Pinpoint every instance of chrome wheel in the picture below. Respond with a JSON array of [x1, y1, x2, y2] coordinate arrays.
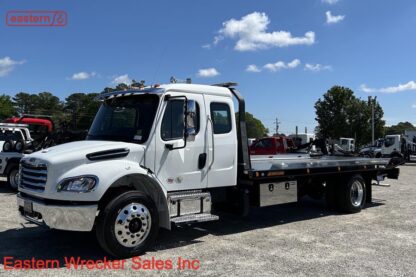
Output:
[[114, 203, 152, 248], [350, 180, 364, 207], [9, 169, 20, 189]]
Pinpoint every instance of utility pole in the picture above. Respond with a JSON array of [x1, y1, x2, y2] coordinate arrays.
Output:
[[274, 118, 281, 136], [368, 96, 376, 145]]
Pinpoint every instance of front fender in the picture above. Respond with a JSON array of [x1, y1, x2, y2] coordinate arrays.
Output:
[[39, 160, 166, 202]]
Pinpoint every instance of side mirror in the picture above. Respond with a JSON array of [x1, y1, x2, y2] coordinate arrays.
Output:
[[185, 100, 197, 142]]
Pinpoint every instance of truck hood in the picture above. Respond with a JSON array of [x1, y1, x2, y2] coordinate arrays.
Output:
[[23, 140, 146, 166]]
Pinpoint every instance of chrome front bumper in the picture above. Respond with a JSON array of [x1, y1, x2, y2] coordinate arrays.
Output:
[[17, 194, 98, 232]]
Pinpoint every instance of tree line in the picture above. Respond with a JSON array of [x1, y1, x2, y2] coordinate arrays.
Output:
[[0, 92, 101, 130], [0, 84, 413, 143]]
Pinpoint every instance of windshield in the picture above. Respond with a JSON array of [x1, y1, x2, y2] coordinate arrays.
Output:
[[87, 94, 159, 143]]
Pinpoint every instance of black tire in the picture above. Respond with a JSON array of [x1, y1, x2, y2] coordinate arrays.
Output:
[[2, 140, 14, 152], [96, 191, 159, 258], [7, 165, 19, 190], [336, 175, 366, 213], [14, 140, 25, 153]]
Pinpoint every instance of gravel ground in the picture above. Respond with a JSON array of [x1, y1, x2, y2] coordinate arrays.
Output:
[[0, 165, 415, 276]]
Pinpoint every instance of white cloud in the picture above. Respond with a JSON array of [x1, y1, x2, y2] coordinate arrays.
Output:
[[112, 74, 132, 85], [69, 71, 98, 80], [246, 64, 261, 73], [264, 59, 301, 72], [360, 81, 416, 94], [0, 56, 25, 77], [412, 104, 416, 109], [197, 68, 220, 78], [213, 12, 315, 51], [304, 63, 332, 72], [322, 0, 339, 4], [326, 11, 345, 24]]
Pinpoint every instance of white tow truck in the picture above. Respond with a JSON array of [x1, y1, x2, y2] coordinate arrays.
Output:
[[17, 82, 400, 258], [0, 123, 34, 189]]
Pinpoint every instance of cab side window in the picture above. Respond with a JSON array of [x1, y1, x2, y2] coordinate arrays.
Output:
[[161, 100, 185, 141], [210, 103, 232, 134]]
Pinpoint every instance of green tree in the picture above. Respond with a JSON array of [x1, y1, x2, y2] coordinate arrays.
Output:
[[0, 94, 16, 120], [385, 122, 416, 135], [315, 86, 385, 146], [13, 92, 39, 114], [236, 112, 269, 138], [35, 92, 63, 115], [65, 93, 100, 129]]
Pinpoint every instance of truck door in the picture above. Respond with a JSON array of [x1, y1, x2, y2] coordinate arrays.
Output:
[[154, 93, 208, 191], [204, 95, 238, 188]]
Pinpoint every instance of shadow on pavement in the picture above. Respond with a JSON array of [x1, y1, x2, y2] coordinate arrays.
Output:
[[0, 197, 385, 268], [0, 181, 17, 195]]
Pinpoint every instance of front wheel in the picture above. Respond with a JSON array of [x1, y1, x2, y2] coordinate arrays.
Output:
[[96, 191, 159, 258], [7, 166, 20, 190]]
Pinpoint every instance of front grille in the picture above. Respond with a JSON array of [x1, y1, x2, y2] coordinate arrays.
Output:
[[20, 160, 47, 191]]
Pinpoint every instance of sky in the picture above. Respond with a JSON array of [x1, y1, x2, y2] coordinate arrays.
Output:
[[1, 0, 416, 135]]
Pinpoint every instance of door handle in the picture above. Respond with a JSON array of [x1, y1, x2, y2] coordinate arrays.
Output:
[[198, 153, 207, 169]]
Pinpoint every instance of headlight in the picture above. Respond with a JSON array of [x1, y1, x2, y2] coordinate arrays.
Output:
[[57, 176, 98, 192]]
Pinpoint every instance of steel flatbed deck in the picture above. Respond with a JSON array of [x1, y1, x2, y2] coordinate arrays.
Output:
[[248, 154, 398, 181]]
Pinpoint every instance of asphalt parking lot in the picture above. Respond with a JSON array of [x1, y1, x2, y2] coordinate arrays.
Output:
[[0, 165, 415, 276]]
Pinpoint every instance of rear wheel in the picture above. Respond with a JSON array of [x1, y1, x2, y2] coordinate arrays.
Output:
[[96, 191, 159, 258], [7, 166, 19, 190], [2, 140, 14, 152], [336, 175, 366, 213]]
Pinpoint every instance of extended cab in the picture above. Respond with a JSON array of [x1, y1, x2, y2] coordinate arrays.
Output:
[[17, 83, 400, 258]]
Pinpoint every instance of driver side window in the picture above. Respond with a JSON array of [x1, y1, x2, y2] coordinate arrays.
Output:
[[161, 100, 185, 141]]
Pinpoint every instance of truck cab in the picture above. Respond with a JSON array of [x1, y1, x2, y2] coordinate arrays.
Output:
[[382, 135, 401, 157], [382, 134, 416, 161], [339, 138, 355, 152], [289, 133, 316, 147]]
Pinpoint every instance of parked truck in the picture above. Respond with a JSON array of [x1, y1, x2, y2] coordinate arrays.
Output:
[[17, 83, 400, 258], [289, 133, 316, 147], [249, 136, 296, 155], [0, 123, 34, 189], [382, 134, 416, 162]]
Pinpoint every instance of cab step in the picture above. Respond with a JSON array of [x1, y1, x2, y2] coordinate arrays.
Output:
[[168, 190, 218, 224], [171, 213, 219, 224]]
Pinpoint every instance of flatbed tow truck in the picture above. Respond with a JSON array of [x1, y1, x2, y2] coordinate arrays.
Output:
[[16, 82, 399, 258]]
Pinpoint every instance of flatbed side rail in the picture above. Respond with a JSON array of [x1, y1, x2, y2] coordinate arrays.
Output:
[[247, 164, 399, 181]]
